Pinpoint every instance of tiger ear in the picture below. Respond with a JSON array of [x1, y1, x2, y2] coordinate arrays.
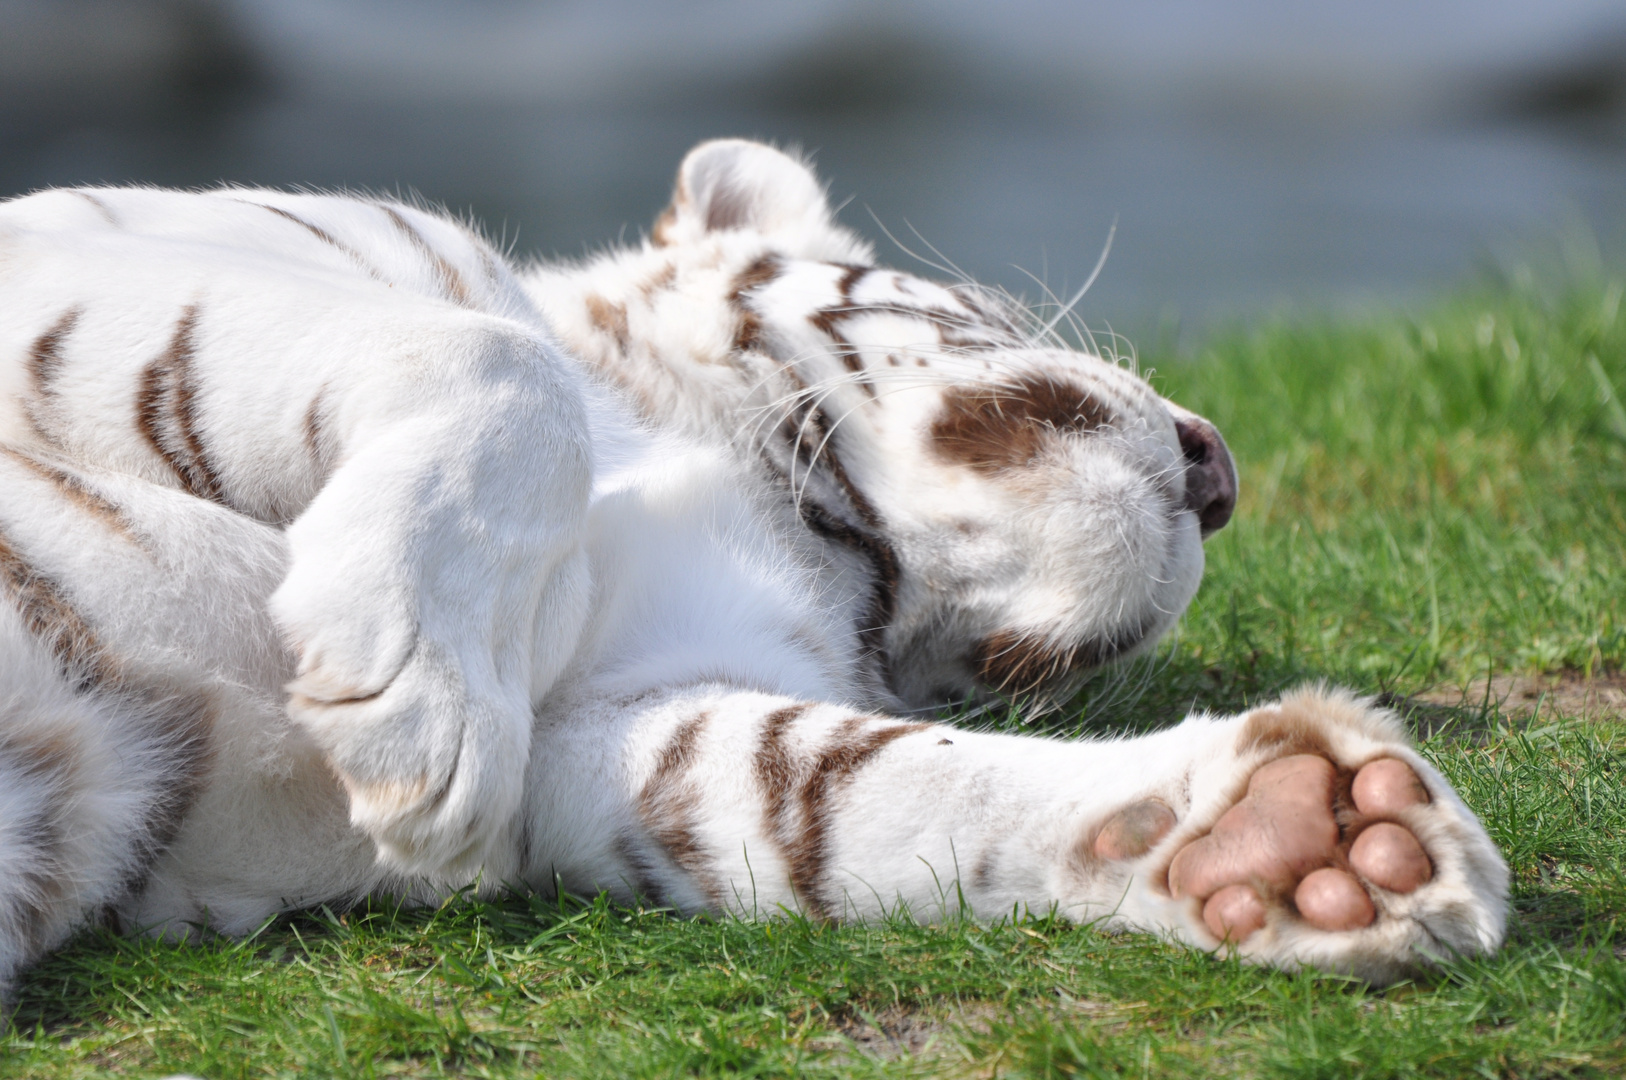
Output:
[[653, 139, 872, 261]]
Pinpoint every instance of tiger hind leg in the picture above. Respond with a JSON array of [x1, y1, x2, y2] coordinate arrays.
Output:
[[0, 639, 210, 1010]]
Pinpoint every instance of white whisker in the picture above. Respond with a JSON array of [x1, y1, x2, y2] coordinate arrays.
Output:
[[1040, 218, 1116, 342]]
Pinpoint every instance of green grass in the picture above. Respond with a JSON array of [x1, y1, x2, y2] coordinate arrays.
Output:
[[6, 270, 1626, 1077], [1162, 276, 1626, 689]]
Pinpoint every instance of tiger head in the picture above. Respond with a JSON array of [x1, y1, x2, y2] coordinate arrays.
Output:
[[532, 139, 1237, 711]]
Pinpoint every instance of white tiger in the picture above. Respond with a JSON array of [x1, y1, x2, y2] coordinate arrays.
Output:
[[0, 139, 1505, 1004]]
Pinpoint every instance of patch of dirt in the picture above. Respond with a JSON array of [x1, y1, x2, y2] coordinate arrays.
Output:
[[1413, 670, 1626, 722], [826, 1008, 955, 1058], [1381, 670, 1626, 741], [816, 1003, 1000, 1062]]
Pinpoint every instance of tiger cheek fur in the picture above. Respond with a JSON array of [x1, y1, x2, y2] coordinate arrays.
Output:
[[0, 138, 1505, 1003]]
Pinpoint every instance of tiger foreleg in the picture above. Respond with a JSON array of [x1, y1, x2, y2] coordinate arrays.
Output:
[[531, 685, 1505, 983], [264, 311, 594, 879]]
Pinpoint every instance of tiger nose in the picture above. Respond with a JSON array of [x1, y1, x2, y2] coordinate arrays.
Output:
[[1174, 416, 1238, 536]]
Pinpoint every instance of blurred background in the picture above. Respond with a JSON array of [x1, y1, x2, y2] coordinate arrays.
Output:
[[4, 0, 1626, 345]]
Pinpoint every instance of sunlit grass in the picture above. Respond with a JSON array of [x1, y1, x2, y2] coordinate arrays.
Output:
[[5, 273, 1624, 1077], [1164, 277, 1626, 689]]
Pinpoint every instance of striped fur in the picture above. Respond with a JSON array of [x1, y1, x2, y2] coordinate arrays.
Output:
[[136, 305, 226, 506], [528, 142, 1225, 706], [0, 140, 1505, 1003]]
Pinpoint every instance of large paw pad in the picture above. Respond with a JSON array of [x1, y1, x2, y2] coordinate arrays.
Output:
[[1111, 754, 1435, 943]]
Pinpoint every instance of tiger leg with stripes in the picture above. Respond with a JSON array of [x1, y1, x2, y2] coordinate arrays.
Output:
[[0, 431, 1508, 998], [0, 441, 444, 1007], [0, 190, 598, 877], [0, 645, 214, 1007], [0, 444, 285, 1004], [523, 684, 1508, 984]]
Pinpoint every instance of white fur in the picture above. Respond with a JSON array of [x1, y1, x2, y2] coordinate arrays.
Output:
[[0, 141, 1506, 1001]]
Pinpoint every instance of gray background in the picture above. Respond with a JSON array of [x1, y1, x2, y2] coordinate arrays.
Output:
[[5, 0, 1626, 345]]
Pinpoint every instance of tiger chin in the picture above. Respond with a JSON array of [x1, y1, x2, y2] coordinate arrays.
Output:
[[0, 138, 1505, 1007]]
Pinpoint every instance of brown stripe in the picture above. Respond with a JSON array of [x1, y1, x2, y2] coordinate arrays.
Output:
[[249, 202, 386, 281], [809, 420, 882, 529], [0, 447, 144, 549], [768, 397, 899, 662], [639, 262, 678, 299], [612, 830, 665, 903], [120, 688, 216, 892], [635, 711, 721, 907], [787, 718, 926, 917], [647, 710, 707, 793], [809, 265, 876, 398], [0, 525, 120, 691], [1, 689, 214, 955], [780, 266, 896, 567], [831, 264, 870, 307], [67, 189, 118, 226], [25, 307, 82, 442], [650, 206, 678, 248], [728, 254, 782, 354], [584, 294, 631, 352], [302, 388, 331, 474], [758, 454, 900, 690], [953, 287, 1026, 340], [380, 205, 474, 308], [753, 703, 811, 839], [829, 300, 1006, 344], [732, 258, 900, 689], [973, 630, 1072, 693], [807, 264, 1020, 358], [2, 733, 84, 957], [799, 495, 899, 680], [136, 306, 227, 505], [766, 366, 818, 471], [971, 626, 1143, 696], [27, 308, 80, 390], [749, 317, 885, 536], [0, 498, 213, 935]]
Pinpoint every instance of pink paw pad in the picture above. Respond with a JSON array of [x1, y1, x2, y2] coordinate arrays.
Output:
[[1095, 754, 1437, 943]]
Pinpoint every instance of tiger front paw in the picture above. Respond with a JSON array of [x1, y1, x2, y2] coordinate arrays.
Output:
[[281, 634, 531, 879], [1108, 687, 1508, 983], [271, 500, 591, 880], [1166, 754, 1434, 939]]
